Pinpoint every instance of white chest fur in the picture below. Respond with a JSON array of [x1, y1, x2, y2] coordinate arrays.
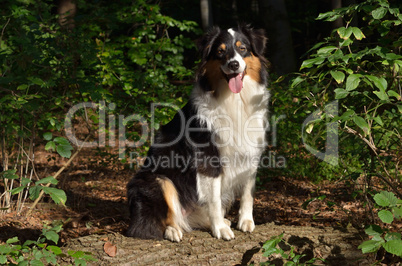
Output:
[[192, 76, 269, 176]]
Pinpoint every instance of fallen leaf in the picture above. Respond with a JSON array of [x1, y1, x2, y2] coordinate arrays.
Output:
[[104, 241, 117, 257]]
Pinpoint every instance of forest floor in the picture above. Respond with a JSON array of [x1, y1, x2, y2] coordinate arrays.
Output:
[[0, 148, 401, 265]]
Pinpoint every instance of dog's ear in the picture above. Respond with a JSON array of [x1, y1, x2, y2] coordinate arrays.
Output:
[[197, 26, 221, 59], [239, 24, 267, 56]]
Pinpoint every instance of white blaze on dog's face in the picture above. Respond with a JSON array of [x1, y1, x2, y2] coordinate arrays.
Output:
[[219, 29, 247, 93]]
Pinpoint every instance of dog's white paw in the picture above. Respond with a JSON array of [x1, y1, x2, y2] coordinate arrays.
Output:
[[164, 226, 183, 242], [211, 223, 235, 240], [237, 218, 255, 233]]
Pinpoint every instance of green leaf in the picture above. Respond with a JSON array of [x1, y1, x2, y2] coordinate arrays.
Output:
[[373, 90, 389, 101], [35, 176, 58, 185], [21, 177, 31, 186], [373, 116, 384, 126], [371, 76, 387, 91], [68, 250, 85, 258], [372, 7, 387, 20], [45, 141, 56, 152], [56, 144, 72, 158], [263, 247, 279, 257], [358, 239, 383, 254], [375, 191, 398, 206], [29, 186, 43, 200], [155, 54, 162, 61], [334, 88, 349, 99], [383, 240, 402, 256], [43, 132, 53, 141], [337, 27, 353, 40], [385, 232, 401, 241], [351, 27, 365, 40], [29, 77, 45, 86], [3, 169, 19, 180], [339, 109, 355, 122], [41, 187, 67, 205], [374, 193, 390, 206], [378, 210, 393, 224], [47, 245, 63, 255], [300, 57, 325, 70], [53, 137, 70, 145], [44, 230, 59, 245], [290, 76, 305, 88], [23, 240, 37, 246], [353, 116, 369, 133], [0, 255, 7, 264], [11, 186, 25, 195], [317, 46, 337, 54], [29, 260, 44, 266], [387, 90, 401, 100], [393, 206, 402, 219], [305, 123, 314, 134], [345, 74, 360, 91], [365, 224, 383, 237], [6, 236, 20, 244], [330, 71, 345, 84], [262, 233, 283, 251]]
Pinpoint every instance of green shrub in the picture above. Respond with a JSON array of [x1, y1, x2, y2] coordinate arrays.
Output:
[[359, 191, 402, 258], [274, 0, 401, 186], [0, 224, 96, 265], [0, 0, 199, 213], [259, 233, 323, 265]]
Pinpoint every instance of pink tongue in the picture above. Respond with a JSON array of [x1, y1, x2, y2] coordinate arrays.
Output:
[[228, 73, 243, 93]]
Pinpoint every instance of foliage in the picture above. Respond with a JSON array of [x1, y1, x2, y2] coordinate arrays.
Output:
[[0, 0, 199, 213], [259, 233, 323, 265], [358, 191, 402, 258], [273, 0, 401, 185], [0, 134, 71, 212], [0, 224, 96, 265]]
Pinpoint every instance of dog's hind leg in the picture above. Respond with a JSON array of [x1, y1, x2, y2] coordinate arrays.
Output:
[[157, 177, 191, 242], [127, 175, 191, 242]]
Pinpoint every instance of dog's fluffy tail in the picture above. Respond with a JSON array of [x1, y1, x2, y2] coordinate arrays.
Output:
[[126, 174, 190, 240]]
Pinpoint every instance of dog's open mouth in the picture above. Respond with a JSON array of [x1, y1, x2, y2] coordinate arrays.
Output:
[[226, 72, 244, 93]]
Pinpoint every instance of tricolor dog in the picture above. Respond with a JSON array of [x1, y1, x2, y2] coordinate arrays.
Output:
[[127, 24, 269, 242]]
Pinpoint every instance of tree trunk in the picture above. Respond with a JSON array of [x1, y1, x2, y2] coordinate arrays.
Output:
[[331, 0, 343, 29], [62, 223, 373, 265], [58, 0, 77, 29], [200, 0, 213, 31], [258, 0, 297, 75]]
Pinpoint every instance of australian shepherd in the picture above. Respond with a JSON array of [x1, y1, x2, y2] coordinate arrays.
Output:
[[127, 24, 269, 242]]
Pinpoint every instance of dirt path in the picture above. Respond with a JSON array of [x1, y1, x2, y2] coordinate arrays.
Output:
[[64, 223, 372, 265]]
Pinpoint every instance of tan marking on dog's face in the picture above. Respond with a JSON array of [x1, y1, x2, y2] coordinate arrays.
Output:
[[202, 59, 226, 94], [217, 43, 226, 56], [243, 53, 262, 83], [236, 41, 242, 47]]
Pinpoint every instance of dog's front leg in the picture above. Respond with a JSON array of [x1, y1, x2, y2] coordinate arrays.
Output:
[[237, 174, 256, 233], [207, 176, 235, 240]]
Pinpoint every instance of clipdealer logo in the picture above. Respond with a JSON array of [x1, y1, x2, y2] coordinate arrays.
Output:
[[63, 100, 339, 168]]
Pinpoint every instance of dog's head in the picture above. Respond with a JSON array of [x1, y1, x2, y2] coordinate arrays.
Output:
[[197, 24, 268, 93]]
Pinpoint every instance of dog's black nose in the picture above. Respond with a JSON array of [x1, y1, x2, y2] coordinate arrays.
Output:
[[228, 61, 239, 71]]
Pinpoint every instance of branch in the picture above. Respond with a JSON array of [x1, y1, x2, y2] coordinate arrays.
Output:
[[25, 134, 90, 217], [344, 125, 402, 198]]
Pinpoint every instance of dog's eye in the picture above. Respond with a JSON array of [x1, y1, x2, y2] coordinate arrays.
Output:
[[239, 46, 247, 52], [217, 48, 225, 55]]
